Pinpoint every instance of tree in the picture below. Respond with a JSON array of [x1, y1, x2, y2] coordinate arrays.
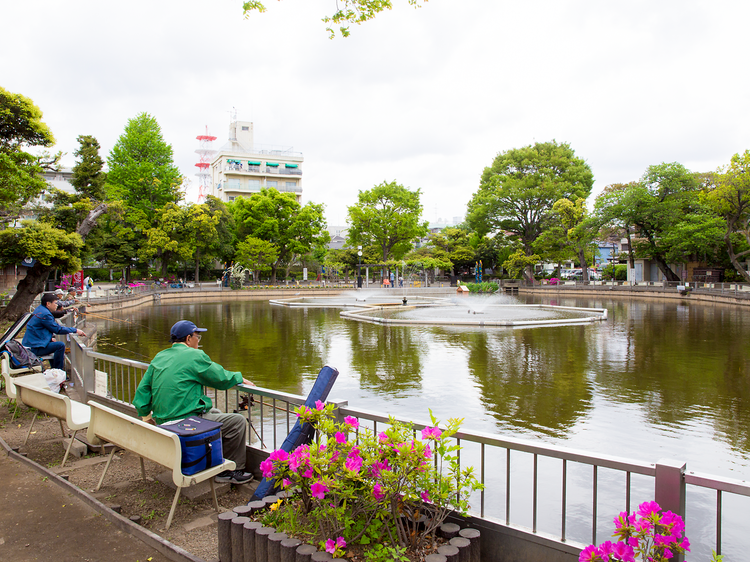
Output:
[[466, 141, 594, 281], [139, 203, 192, 276], [70, 135, 106, 201], [231, 188, 329, 282], [236, 237, 279, 283], [242, 0, 429, 38], [183, 202, 223, 283], [594, 163, 708, 282], [0, 87, 55, 225], [347, 181, 429, 262], [503, 249, 540, 279], [704, 150, 750, 282], [0, 91, 108, 322]]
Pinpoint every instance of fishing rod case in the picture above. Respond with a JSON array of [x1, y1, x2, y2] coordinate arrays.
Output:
[[160, 417, 224, 475]]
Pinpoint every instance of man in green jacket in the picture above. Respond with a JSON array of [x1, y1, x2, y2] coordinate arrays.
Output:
[[133, 320, 254, 485]]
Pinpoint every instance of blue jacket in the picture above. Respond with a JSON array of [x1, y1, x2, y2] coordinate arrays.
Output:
[[22, 305, 77, 349]]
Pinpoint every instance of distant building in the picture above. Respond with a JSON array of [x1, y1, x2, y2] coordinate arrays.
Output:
[[209, 120, 303, 203]]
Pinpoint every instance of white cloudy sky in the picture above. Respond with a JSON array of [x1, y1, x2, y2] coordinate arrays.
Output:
[[3, 0, 750, 227]]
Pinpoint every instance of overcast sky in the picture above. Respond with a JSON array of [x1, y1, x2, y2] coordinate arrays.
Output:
[[3, 1, 750, 227]]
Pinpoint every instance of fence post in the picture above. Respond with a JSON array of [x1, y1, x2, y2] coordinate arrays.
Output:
[[654, 458, 686, 518]]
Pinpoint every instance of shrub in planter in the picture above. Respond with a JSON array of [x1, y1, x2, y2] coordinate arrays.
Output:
[[260, 404, 483, 560]]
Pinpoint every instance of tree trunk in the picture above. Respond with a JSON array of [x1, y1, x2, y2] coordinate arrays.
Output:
[[653, 255, 680, 282], [0, 203, 108, 323], [726, 231, 750, 282], [578, 248, 589, 282], [523, 264, 535, 283], [194, 248, 201, 284]]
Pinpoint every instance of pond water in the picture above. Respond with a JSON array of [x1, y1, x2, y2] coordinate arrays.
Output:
[[88, 293, 750, 557]]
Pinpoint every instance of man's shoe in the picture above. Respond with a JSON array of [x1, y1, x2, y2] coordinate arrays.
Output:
[[215, 470, 254, 485]]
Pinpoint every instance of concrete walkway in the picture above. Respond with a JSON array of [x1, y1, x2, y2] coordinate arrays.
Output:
[[0, 449, 189, 562]]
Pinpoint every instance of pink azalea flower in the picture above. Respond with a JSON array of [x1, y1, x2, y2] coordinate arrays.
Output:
[[311, 481, 328, 499], [637, 500, 661, 518], [421, 426, 443, 440], [578, 545, 600, 562], [336, 537, 346, 549], [345, 455, 363, 473], [335, 431, 347, 444], [260, 459, 275, 478], [325, 539, 336, 554], [424, 444, 432, 458], [315, 400, 325, 410], [296, 406, 309, 417], [679, 537, 690, 551], [283, 478, 292, 487], [344, 416, 359, 429], [612, 542, 635, 562], [373, 482, 385, 500], [420, 490, 431, 503], [378, 432, 388, 443], [269, 449, 289, 462], [302, 467, 313, 479]]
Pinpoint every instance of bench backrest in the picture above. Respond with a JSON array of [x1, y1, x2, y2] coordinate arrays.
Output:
[[2, 365, 48, 401], [87, 401, 183, 486]]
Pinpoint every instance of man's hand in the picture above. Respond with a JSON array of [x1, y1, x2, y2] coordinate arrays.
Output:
[[76, 329, 86, 337], [242, 378, 256, 387]]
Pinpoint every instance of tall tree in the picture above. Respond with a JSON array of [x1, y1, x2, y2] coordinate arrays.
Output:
[[0, 91, 107, 321], [347, 181, 429, 262], [235, 236, 279, 283], [0, 87, 55, 225], [595, 163, 707, 282], [466, 141, 594, 281], [704, 150, 750, 282], [70, 135, 106, 201], [242, 0, 430, 38], [231, 188, 329, 282]]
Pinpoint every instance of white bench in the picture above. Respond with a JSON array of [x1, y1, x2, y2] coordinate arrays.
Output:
[[1, 354, 49, 419], [13, 378, 91, 468], [86, 401, 235, 530]]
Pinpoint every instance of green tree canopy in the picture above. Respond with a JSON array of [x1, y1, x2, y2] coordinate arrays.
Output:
[[231, 188, 329, 282], [466, 140, 594, 280], [346, 180, 429, 262], [0, 87, 56, 225], [70, 135, 106, 201], [236, 236, 279, 282]]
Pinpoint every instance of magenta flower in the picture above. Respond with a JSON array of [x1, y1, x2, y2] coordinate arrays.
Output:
[[344, 416, 359, 429], [325, 539, 336, 554], [578, 545, 600, 562], [637, 500, 661, 518], [378, 432, 388, 443], [315, 400, 325, 410], [283, 478, 292, 487], [335, 431, 347, 444], [421, 426, 443, 440], [337, 537, 346, 549], [424, 444, 432, 458], [260, 459, 275, 478], [311, 481, 328, 499], [611, 542, 634, 562], [345, 455, 363, 473], [269, 449, 289, 462], [420, 490, 432, 503], [302, 467, 313, 478], [373, 482, 385, 500], [296, 405, 310, 417]]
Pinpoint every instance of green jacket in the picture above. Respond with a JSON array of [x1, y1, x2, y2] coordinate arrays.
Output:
[[133, 343, 242, 424]]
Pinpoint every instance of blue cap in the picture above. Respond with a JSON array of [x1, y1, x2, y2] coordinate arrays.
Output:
[[170, 320, 207, 339]]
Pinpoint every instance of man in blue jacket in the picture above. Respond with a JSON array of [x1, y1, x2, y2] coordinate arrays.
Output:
[[22, 293, 86, 370]]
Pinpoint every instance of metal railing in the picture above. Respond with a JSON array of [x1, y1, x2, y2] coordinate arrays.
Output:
[[71, 342, 750, 556]]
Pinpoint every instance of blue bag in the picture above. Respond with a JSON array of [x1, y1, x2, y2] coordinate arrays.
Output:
[[160, 417, 223, 475]]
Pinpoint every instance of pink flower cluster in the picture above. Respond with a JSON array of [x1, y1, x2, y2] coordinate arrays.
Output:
[[325, 536, 346, 554], [421, 426, 443, 440], [580, 501, 690, 562]]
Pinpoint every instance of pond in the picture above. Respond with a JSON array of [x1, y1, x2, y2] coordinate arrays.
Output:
[[88, 293, 750, 557]]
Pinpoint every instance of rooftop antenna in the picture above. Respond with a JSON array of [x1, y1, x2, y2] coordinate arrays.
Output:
[[195, 125, 216, 203]]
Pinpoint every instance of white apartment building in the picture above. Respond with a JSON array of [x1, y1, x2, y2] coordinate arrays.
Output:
[[209, 120, 303, 203]]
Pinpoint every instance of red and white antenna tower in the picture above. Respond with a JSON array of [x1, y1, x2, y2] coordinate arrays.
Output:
[[195, 126, 217, 203]]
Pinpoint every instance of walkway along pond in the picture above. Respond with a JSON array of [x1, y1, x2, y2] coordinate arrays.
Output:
[[72, 285, 750, 561]]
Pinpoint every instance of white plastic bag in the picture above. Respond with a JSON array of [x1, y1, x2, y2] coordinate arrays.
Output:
[[43, 369, 67, 393]]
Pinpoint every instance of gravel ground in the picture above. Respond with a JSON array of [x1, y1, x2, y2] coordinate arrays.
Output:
[[0, 393, 259, 562]]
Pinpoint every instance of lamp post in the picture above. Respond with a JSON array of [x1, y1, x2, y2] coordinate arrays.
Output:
[[357, 246, 363, 289]]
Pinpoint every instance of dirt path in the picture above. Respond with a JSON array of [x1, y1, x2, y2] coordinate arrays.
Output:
[[0, 397, 259, 561]]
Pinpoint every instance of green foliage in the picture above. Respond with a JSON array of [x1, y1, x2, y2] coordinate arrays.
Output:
[[231, 188, 329, 282], [503, 249, 540, 279], [601, 264, 627, 281], [467, 141, 594, 258], [236, 236, 278, 281], [0, 87, 56, 225], [0, 221, 83, 272], [242, 0, 430, 38], [363, 543, 409, 562], [347, 181, 429, 262], [465, 282, 498, 293], [262, 405, 483, 554], [70, 135, 106, 201]]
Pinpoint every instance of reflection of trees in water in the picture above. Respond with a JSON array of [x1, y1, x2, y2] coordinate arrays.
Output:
[[347, 322, 425, 395], [445, 326, 594, 438], [594, 301, 750, 453]]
